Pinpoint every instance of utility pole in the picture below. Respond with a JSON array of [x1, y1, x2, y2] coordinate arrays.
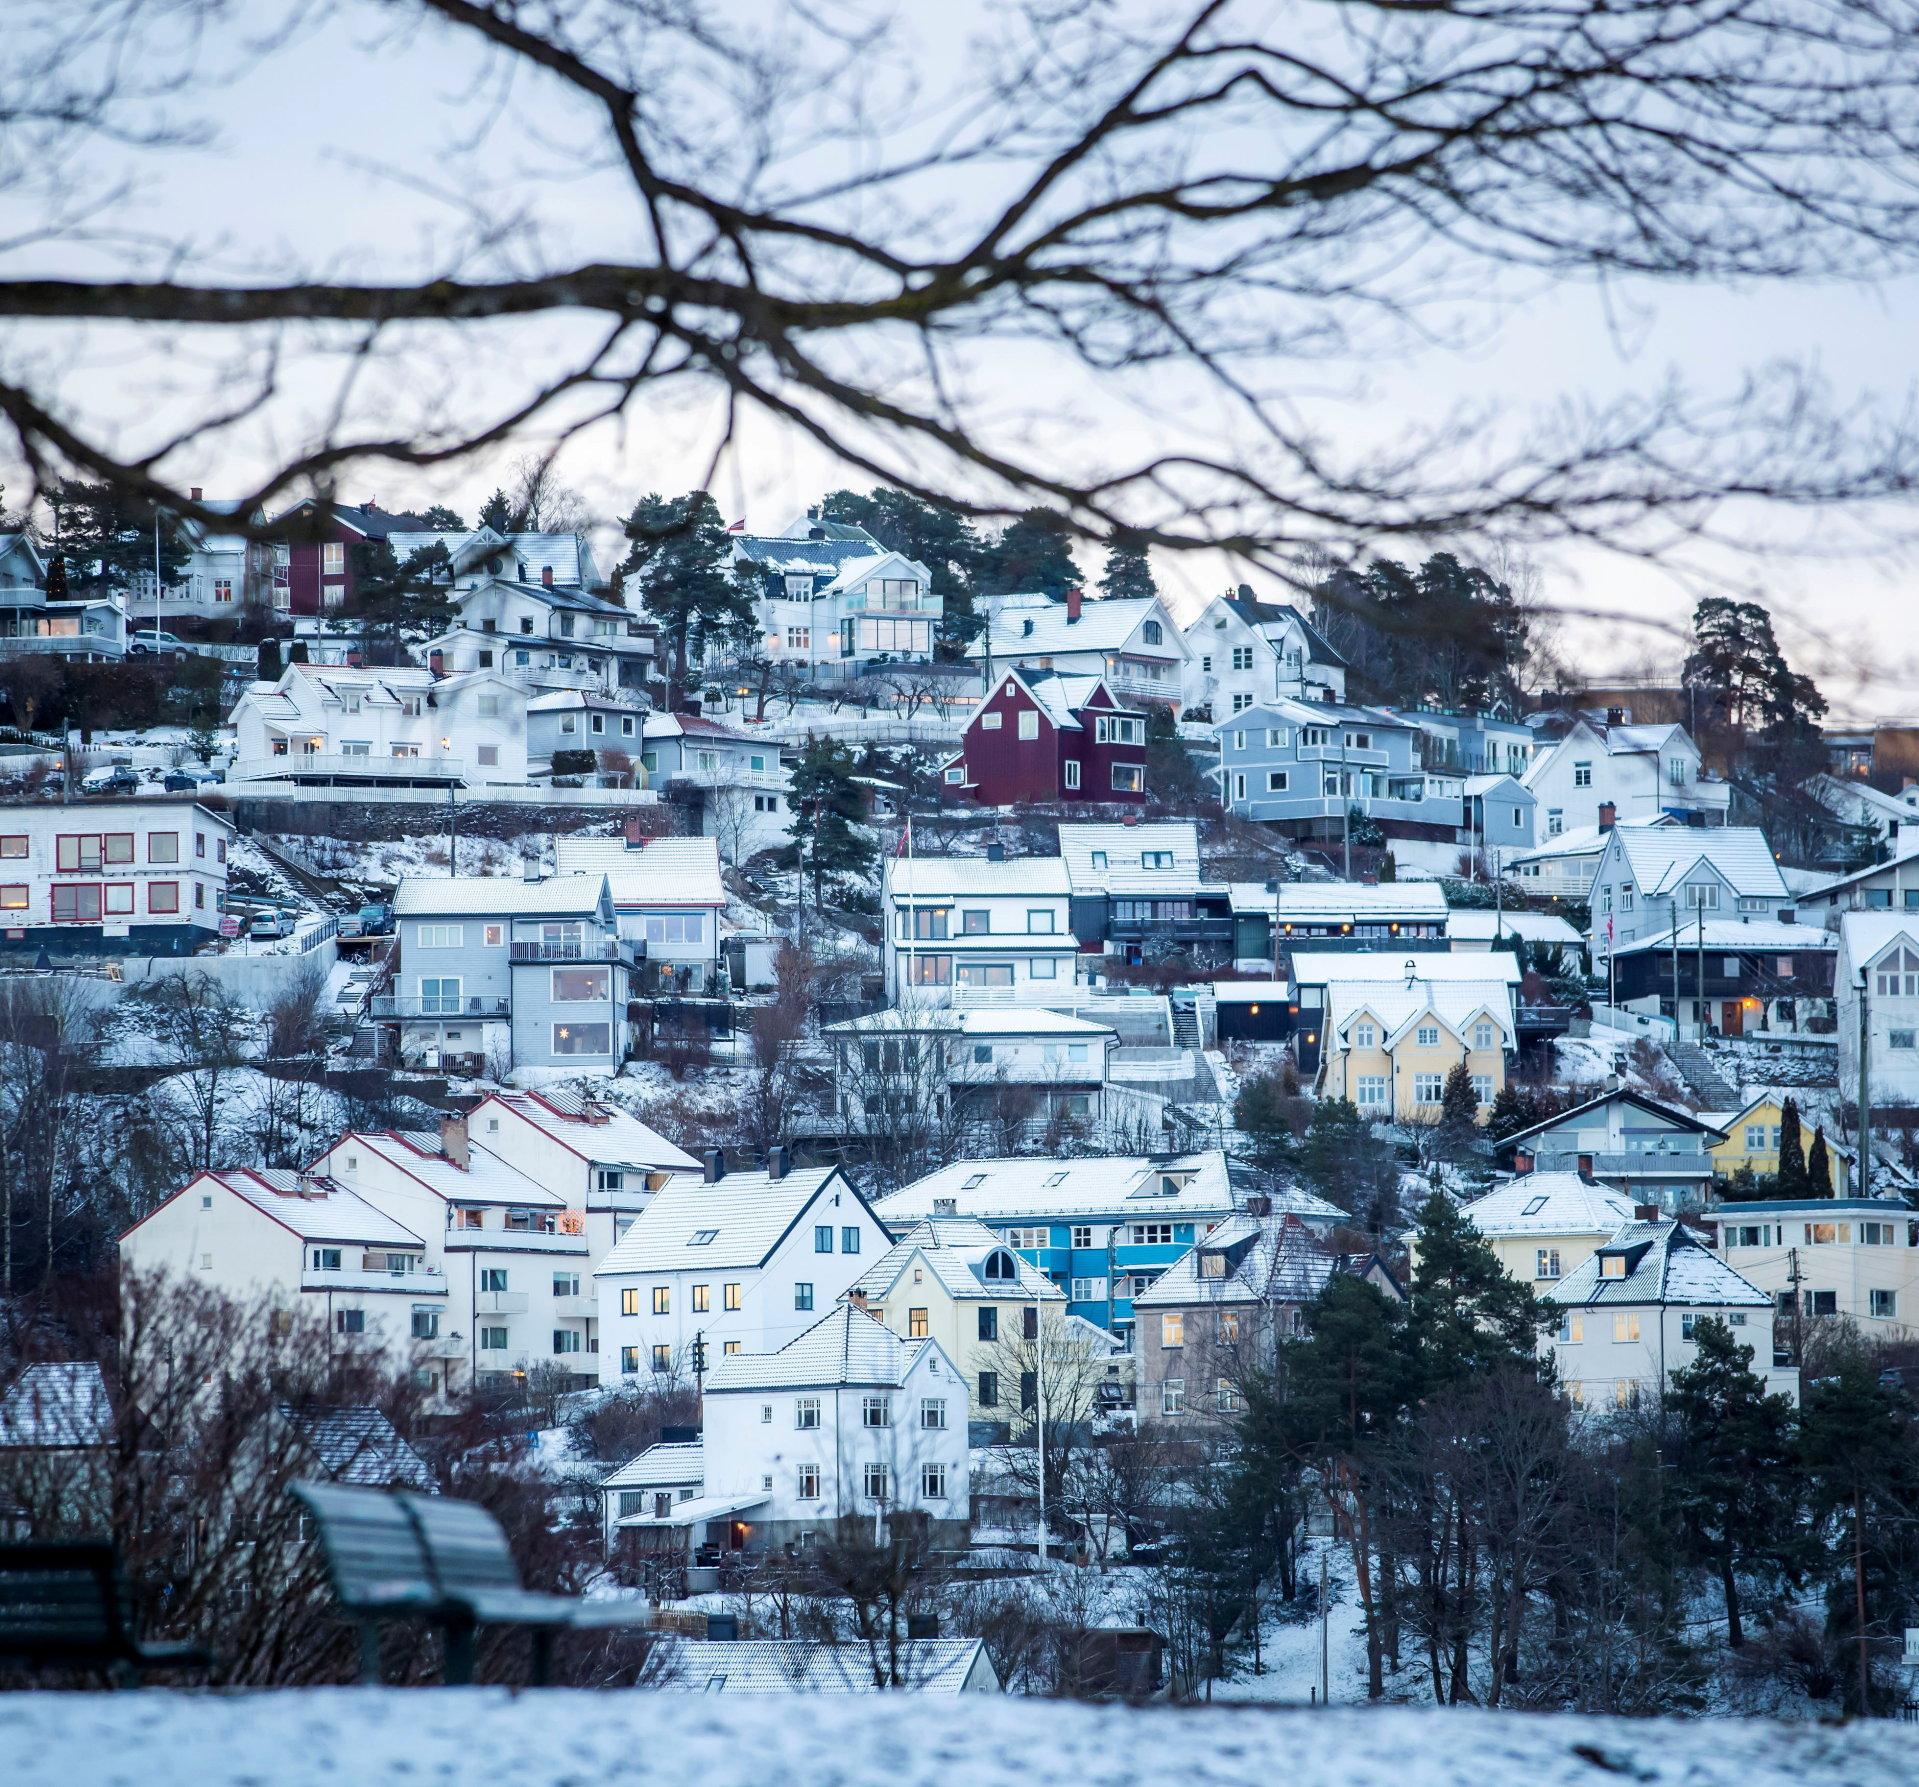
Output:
[[1340, 727, 1351, 879], [1695, 907, 1707, 1041], [153, 509, 163, 638], [1670, 897, 1682, 1035], [1786, 1246, 1803, 1365], [1034, 1279, 1048, 1565], [446, 784, 459, 877], [1319, 1544, 1330, 1706], [1856, 970, 1872, 1198]]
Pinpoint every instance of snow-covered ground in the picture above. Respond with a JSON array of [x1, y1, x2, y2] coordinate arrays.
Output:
[[4, 1687, 1908, 1787]]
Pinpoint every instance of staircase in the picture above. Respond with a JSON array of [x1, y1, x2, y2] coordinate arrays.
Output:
[[1170, 999, 1201, 1049], [1668, 1040, 1740, 1109]]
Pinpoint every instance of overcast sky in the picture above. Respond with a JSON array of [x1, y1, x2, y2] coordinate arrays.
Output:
[[7, 0, 1919, 719]]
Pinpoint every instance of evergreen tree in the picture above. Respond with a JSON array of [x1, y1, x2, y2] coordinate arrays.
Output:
[[477, 488, 513, 532], [1806, 1125, 1833, 1196], [1405, 1190, 1548, 1389], [784, 737, 874, 909], [1436, 1060, 1480, 1150], [1663, 1317, 1803, 1649], [418, 504, 465, 530], [44, 553, 69, 601], [1682, 596, 1827, 743], [975, 509, 1081, 597], [1233, 1066, 1303, 1176], [619, 489, 758, 709], [256, 637, 282, 682], [343, 539, 456, 660], [818, 486, 985, 655], [46, 475, 190, 598], [1775, 1097, 1807, 1197], [1297, 1098, 1401, 1233], [1097, 533, 1158, 601]]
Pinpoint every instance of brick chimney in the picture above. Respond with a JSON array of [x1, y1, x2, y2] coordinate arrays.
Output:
[[440, 1112, 469, 1169], [1598, 801, 1616, 832], [1633, 1203, 1661, 1222], [1513, 1147, 1534, 1175], [1065, 587, 1083, 623], [189, 486, 203, 502], [1576, 1152, 1595, 1181], [541, 565, 554, 587], [623, 816, 649, 847]]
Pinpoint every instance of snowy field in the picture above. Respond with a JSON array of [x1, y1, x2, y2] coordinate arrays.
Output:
[[2, 1688, 1907, 1787]]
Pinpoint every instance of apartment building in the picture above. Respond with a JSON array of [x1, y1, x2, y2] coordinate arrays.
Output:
[[593, 1154, 890, 1386], [378, 874, 636, 1075], [1714, 1199, 1918, 1340], [0, 798, 232, 956]]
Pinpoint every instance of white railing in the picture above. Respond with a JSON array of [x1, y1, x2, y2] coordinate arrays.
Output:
[[301, 1267, 448, 1295], [230, 752, 468, 782], [1586, 1002, 1678, 1041]]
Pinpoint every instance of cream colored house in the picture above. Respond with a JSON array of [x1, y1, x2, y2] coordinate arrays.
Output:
[[1427, 1172, 1639, 1290], [1715, 1199, 1919, 1339], [1319, 973, 1515, 1121], [848, 1218, 1122, 1421]]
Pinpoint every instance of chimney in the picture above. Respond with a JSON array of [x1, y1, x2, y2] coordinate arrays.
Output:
[[986, 841, 1005, 863], [522, 855, 541, 884], [623, 815, 649, 848], [541, 565, 554, 587], [1633, 1203, 1661, 1222], [427, 648, 444, 678], [189, 486, 203, 502], [1022, 617, 1034, 637], [932, 1197, 957, 1216], [345, 648, 363, 669], [1065, 587, 1083, 623], [1513, 1147, 1534, 1175], [1606, 706, 1626, 726], [848, 1288, 868, 1310], [1598, 801, 1616, 832], [766, 1143, 789, 1182], [906, 1613, 941, 1640], [364, 497, 379, 513], [440, 1112, 470, 1170], [1576, 1152, 1595, 1182], [703, 1148, 726, 1184], [1245, 1193, 1272, 1218]]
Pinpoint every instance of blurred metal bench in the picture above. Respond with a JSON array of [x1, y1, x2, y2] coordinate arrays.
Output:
[[0, 1541, 211, 1685], [293, 1480, 651, 1684]]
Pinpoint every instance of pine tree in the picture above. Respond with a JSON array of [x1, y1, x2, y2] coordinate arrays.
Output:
[[418, 504, 465, 530], [975, 509, 1081, 597], [619, 489, 758, 709], [1096, 534, 1157, 601], [1806, 1125, 1832, 1196], [1775, 1097, 1807, 1196], [818, 486, 985, 654], [784, 737, 873, 909], [477, 488, 513, 532], [1233, 1066, 1302, 1176], [1437, 1060, 1480, 1145], [1406, 1190, 1549, 1389], [1663, 1317, 1803, 1649]]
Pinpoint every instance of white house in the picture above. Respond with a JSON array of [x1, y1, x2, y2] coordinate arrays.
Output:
[[881, 852, 1079, 1003], [971, 590, 1187, 708], [1837, 910, 1919, 1107], [1179, 590, 1348, 719], [0, 531, 129, 663], [554, 831, 729, 995], [449, 574, 653, 692], [118, 1167, 445, 1384], [1542, 1219, 1794, 1411], [606, 1303, 970, 1558], [524, 689, 648, 769], [1444, 906, 1586, 972], [730, 513, 941, 673], [313, 1115, 596, 1393], [1794, 831, 1919, 927], [594, 1155, 891, 1386], [385, 525, 607, 594], [637, 713, 791, 862], [1587, 825, 1792, 971], [1522, 715, 1729, 835], [228, 663, 529, 787], [1715, 1199, 1919, 1339], [1503, 814, 1681, 902], [129, 493, 275, 619], [0, 798, 232, 957]]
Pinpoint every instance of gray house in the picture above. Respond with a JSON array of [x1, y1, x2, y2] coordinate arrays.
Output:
[[379, 874, 637, 1075], [1495, 1087, 1727, 1211]]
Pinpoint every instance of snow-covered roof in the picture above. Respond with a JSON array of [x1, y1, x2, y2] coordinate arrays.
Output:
[[0, 1363, 113, 1449], [601, 1439, 704, 1491], [878, 1150, 1236, 1223], [824, 1007, 1115, 1040], [1544, 1220, 1770, 1308], [1210, 979, 1289, 1003], [1609, 919, 1833, 957], [850, 1218, 1066, 1305], [974, 667, 1115, 731], [191, 1168, 428, 1247], [1058, 822, 1202, 894], [1444, 909, 1584, 947], [331, 1132, 564, 1209], [554, 835, 727, 909], [478, 1089, 700, 1172], [1326, 978, 1515, 1042], [394, 874, 611, 919], [886, 856, 1071, 897], [387, 528, 602, 589], [1610, 827, 1789, 901], [1215, 593, 1347, 668], [593, 1165, 852, 1275], [1289, 949, 1523, 986], [1270, 882, 1449, 924], [649, 1636, 993, 1694], [703, 1302, 932, 1392], [1505, 815, 1678, 865], [1130, 1214, 1344, 1310], [1458, 1173, 1638, 1239], [281, 1404, 435, 1490], [970, 595, 1179, 662], [1837, 909, 1919, 966]]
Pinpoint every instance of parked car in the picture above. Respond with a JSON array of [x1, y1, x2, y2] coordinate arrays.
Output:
[[127, 628, 188, 656], [162, 766, 223, 792], [338, 900, 393, 940], [247, 909, 295, 940], [79, 764, 140, 796]]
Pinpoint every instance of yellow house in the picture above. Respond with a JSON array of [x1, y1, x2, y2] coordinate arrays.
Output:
[[1320, 977, 1514, 1122], [1709, 1093, 1849, 1183], [848, 1218, 1119, 1420], [1409, 1171, 1640, 1289]]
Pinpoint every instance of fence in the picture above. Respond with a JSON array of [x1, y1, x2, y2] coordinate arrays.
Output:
[[1583, 1002, 1679, 1042], [223, 781, 663, 810]]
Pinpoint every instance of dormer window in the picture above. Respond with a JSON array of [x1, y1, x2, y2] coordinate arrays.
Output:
[[962, 1174, 986, 1190], [1600, 1254, 1628, 1278], [983, 1249, 1017, 1281], [1197, 1251, 1229, 1279]]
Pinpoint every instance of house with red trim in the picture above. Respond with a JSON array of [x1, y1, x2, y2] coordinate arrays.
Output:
[[269, 498, 433, 617], [942, 668, 1147, 808]]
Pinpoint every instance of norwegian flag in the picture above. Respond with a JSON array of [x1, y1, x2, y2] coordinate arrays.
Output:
[[726, 517, 745, 533], [896, 816, 913, 858], [1605, 914, 1614, 942]]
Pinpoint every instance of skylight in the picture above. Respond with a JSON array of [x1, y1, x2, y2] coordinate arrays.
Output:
[[962, 1174, 987, 1190], [1520, 1196, 1548, 1216], [1044, 1172, 1067, 1187], [689, 1229, 719, 1246]]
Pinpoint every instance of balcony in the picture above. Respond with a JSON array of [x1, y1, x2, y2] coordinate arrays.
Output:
[[663, 764, 788, 792], [0, 632, 125, 659], [414, 1333, 466, 1360], [474, 1290, 530, 1315], [553, 1294, 597, 1319], [1104, 916, 1233, 942], [445, 1228, 588, 1255], [230, 752, 468, 785], [301, 1266, 448, 1295], [1533, 1149, 1711, 1178], [509, 939, 634, 964], [371, 993, 511, 1019]]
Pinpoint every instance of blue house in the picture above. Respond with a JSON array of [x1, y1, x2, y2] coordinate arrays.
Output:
[[874, 1151, 1342, 1350]]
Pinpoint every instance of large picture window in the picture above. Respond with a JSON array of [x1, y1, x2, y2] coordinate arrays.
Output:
[[51, 884, 102, 923], [551, 966, 610, 1002], [642, 913, 703, 946], [552, 1022, 612, 1056]]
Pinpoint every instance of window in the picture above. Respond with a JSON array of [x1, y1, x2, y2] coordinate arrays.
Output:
[[1131, 1223, 1175, 1246], [920, 1462, 948, 1501], [1556, 1315, 1584, 1344], [1536, 1249, 1562, 1280], [795, 1398, 821, 1429], [905, 1306, 930, 1340], [1027, 908, 1057, 933], [411, 1307, 440, 1339], [724, 1282, 741, 1310], [1600, 1255, 1627, 1278], [862, 1395, 891, 1428], [480, 1326, 510, 1351], [1063, 759, 1081, 790], [980, 711, 1002, 730], [1355, 1075, 1389, 1110], [794, 1283, 813, 1311], [920, 1397, 946, 1429], [553, 1329, 582, 1354], [1744, 1124, 1769, 1151], [814, 1224, 834, 1253], [1547, 809, 1563, 836], [651, 1344, 672, 1372], [1160, 1312, 1184, 1349], [1685, 883, 1720, 910], [552, 1022, 612, 1055], [482, 923, 504, 947], [1017, 710, 1039, 740], [1266, 770, 1290, 793], [1471, 1074, 1493, 1105], [336, 1309, 366, 1335], [1890, 1029, 1916, 1051], [1876, 946, 1919, 997], [480, 1268, 509, 1293], [1415, 1025, 1440, 1047], [1472, 1022, 1495, 1050], [641, 912, 704, 946], [962, 909, 990, 934], [553, 1272, 580, 1298], [978, 1306, 998, 1342], [796, 1463, 821, 1499], [1871, 1289, 1898, 1320], [691, 1284, 709, 1312], [1229, 644, 1254, 671], [1071, 1226, 1094, 1249], [1612, 1313, 1642, 1343], [620, 1288, 640, 1317], [863, 1463, 891, 1500], [0, 884, 26, 911], [0, 836, 22, 858], [322, 543, 346, 576], [416, 923, 464, 948], [620, 1346, 640, 1375], [1412, 1073, 1445, 1104], [1573, 761, 1592, 788], [1111, 763, 1144, 794], [1217, 1379, 1241, 1413], [1161, 1378, 1185, 1415], [1142, 620, 1164, 645], [651, 1286, 670, 1314]]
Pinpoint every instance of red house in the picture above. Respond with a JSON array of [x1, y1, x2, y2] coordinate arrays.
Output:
[[271, 499, 431, 617], [943, 668, 1147, 806]]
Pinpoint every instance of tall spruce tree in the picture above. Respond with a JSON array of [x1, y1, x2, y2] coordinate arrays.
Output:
[[784, 737, 874, 909], [1775, 1097, 1808, 1196], [1663, 1317, 1803, 1649], [1097, 534, 1158, 601], [1806, 1125, 1833, 1196], [477, 488, 513, 532], [1406, 1190, 1549, 1389], [976, 509, 1081, 597], [1436, 1061, 1481, 1153], [619, 489, 757, 709]]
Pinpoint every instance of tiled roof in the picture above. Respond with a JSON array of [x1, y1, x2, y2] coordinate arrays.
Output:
[[1058, 821, 1202, 894], [824, 1007, 1114, 1039], [1611, 827, 1789, 900], [886, 855, 1071, 897], [394, 874, 611, 918], [1325, 979, 1515, 1042], [878, 1150, 1236, 1223], [0, 1363, 113, 1449], [1610, 919, 1833, 956], [481, 1089, 700, 1171], [648, 1636, 990, 1693], [702, 1303, 931, 1392], [1457, 1173, 1637, 1238], [971, 596, 1178, 661], [1289, 949, 1522, 986], [850, 1218, 1066, 1304], [1506, 816, 1678, 864], [1130, 1214, 1342, 1309], [332, 1132, 564, 1208], [593, 1166, 848, 1274], [210, 1168, 428, 1246], [281, 1404, 436, 1490], [1444, 909, 1584, 946], [1216, 595, 1348, 668], [1271, 882, 1449, 923], [1545, 1220, 1770, 1308], [600, 1440, 704, 1491], [554, 836, 726, 908]]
